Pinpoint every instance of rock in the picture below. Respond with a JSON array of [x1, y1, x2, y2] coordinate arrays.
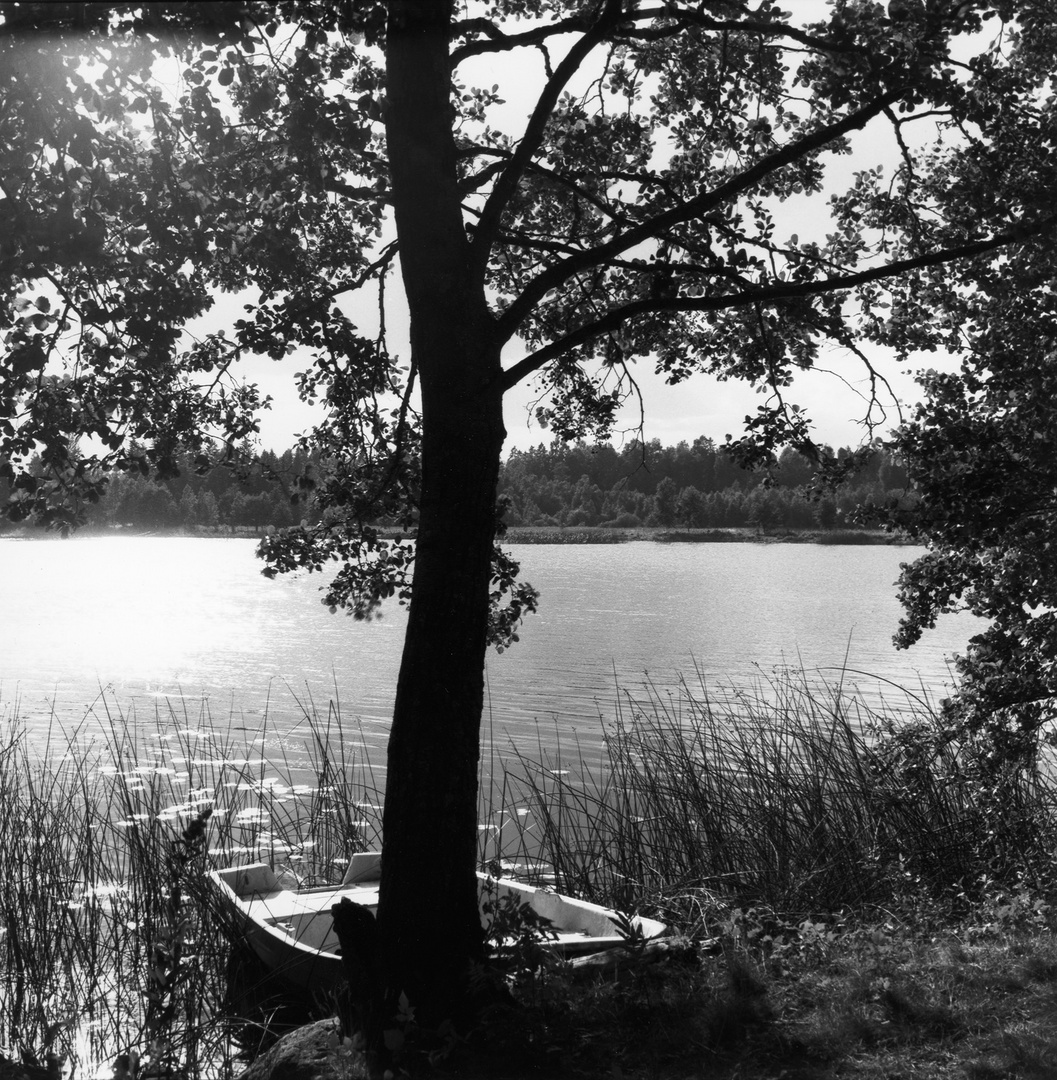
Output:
[[0, 1055, 55, 1080], [235, 1019, 369, 1080]]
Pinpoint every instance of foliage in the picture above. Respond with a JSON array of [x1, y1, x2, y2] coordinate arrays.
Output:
[[0, 443, 306, 532], [2, 0, 1053, 606], [0, 435, 909, 535], [850, 4, 1057, 776], [885, 346, 1057, 775], [6, 0, 1057, 1038], [500, 437, 907, 530], [0, 3, 268, 531], [479, 877, 560, 985]]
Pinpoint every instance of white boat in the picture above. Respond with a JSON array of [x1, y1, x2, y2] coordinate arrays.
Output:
[[209, 853, 666, 991]]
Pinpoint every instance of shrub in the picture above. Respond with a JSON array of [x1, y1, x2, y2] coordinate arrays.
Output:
[[600, 511, 641, 528]]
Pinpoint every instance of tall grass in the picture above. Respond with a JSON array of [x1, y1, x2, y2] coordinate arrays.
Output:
[[491, 668, 1057, 928], [0, 692, 384, 1080], [3, 668, 1055, 1078]]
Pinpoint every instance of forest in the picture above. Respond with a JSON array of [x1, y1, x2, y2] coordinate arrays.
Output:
[[0, 435, 910, 535]]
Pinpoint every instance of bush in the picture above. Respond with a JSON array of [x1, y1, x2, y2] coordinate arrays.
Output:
[[600, 511, 642, 528]]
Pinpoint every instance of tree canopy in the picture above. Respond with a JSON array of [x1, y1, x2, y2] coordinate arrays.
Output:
[[5, 1, 1055, 539], [0, 435, 909, 533], [886, 259, 1057, 768], [4, 0, 1057, 1064]]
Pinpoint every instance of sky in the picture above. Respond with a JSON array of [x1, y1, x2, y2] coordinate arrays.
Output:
[[211, 0, 953, 458], [231, 282, 928, 458]]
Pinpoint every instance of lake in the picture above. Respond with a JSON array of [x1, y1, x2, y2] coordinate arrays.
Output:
[[1, 536, 973, 774]]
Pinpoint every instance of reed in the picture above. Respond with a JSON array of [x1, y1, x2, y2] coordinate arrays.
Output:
[[2, 667, 1055, 1078], [491, 667, 1057, 929], [0, 691, 384, 1080]]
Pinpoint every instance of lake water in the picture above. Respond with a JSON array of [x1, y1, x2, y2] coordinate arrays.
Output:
[[1, 536, 973, 773]]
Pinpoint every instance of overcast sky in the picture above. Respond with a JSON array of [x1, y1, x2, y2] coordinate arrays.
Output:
[[234, 322, 924, 456]]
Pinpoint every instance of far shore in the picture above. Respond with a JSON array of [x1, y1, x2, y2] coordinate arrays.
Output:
[[0, 523, 910, 545], [504, 525, 910, 545]]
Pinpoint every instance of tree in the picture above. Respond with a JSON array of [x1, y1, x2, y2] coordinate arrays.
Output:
[[178, 484, 198, 527], [814, 495, 839, 531], [775, 446, 815, 488], [195, 489, 220, 529], [4, 0, 1057, 1061], [115, 476, 180, 529], [856, 4, 1057, 779], [651, 475, 679, 527], [676, 484, 707, 529], [745, 485, 780, 533], [886, 306, 1057, 771]]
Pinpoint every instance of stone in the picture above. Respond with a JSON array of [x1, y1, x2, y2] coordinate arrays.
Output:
[[235, 1019, 369, 1080], [0, 1055, 55, 1080]]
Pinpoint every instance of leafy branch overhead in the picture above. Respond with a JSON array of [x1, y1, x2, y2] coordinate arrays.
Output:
[[883, 239, 1057, 762]]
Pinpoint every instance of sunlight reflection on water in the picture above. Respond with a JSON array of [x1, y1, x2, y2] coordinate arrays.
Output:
[[1, 535, 975, 775]]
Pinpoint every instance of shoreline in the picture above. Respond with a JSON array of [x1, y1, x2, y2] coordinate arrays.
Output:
[[505, 525, 909, 545], [0, 523, 910, 545]]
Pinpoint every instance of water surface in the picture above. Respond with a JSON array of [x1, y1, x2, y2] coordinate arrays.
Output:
[[1, 536, 973, 765]]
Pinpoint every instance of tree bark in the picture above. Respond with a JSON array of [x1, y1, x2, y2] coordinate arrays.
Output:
[[374, 0, 503, 1046]]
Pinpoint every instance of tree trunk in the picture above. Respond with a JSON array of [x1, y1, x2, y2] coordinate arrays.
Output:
[[372, 0, 503, 1049]]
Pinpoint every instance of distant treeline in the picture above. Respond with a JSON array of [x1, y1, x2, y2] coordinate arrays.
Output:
[[0, 445, 311, 534], [499, 437, 910, 530], [0, 437, 911, 534]]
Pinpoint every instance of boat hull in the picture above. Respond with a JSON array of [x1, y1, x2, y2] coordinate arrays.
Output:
[[209, 858, 665, 992]]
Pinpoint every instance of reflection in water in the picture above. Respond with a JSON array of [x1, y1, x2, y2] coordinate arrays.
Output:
[[0, 536, 974, 773]]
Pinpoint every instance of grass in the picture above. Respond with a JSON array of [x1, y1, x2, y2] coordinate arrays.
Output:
[[460, 916, 1057, 1079], [0, 692, 384, 1080], [502, 525, 900, 544], [3, 671, 1057, 1079], [656, 527, 899, 545], [493, 667, 1039, 916], [503, 525, 646, 543]]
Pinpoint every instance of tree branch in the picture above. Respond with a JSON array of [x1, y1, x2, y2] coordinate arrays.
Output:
[[614, 6, 851, 54], [470, 0, 624, 277], [497, 215, 1057, 392], [450, 4, 851, 65], [461, 144, 633, 230], [325, 176, 390, 202], [459, 140, 679, 202], [495, 88, 905, 346], [450, 13, 592, 65]]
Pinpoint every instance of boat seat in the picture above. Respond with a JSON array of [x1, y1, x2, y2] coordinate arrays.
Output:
[[246, 885, 380, 924]]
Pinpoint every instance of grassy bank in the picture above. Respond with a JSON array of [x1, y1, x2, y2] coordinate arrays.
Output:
[[2, 675, 1056, 1079], [505, 525, 903, 544], [1, 525, 906, 545]]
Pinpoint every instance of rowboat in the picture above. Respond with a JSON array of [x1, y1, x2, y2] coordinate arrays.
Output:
[[209, 853, 666, 991]]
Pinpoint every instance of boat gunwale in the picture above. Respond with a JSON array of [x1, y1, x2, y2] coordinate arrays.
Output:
[[209, 861, 667, 987]]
